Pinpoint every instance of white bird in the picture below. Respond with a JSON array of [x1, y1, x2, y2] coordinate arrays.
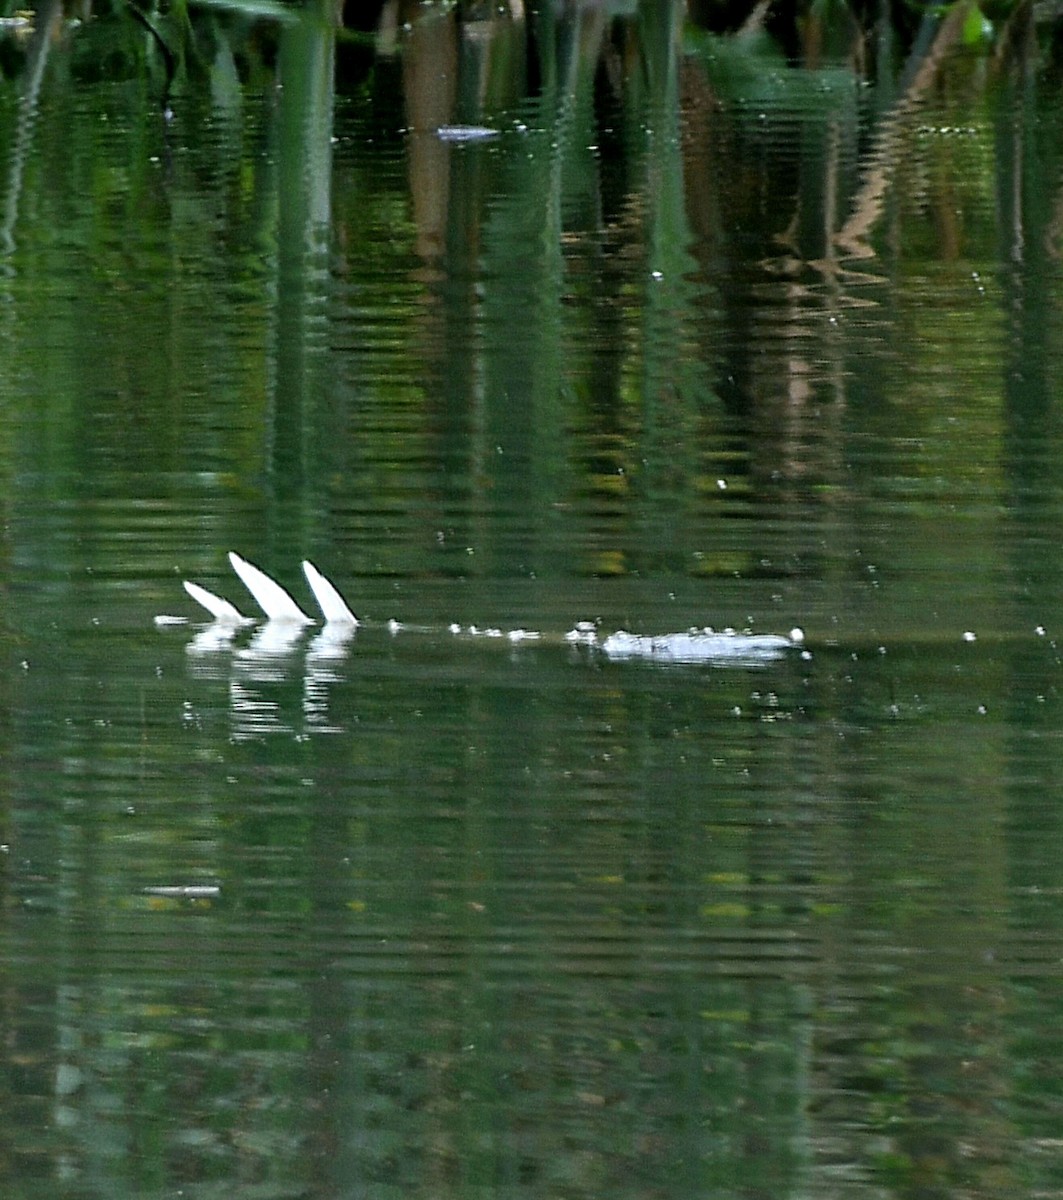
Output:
[[183, 553, 358, 628]]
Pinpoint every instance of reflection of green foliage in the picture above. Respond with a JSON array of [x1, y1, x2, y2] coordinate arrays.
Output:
[[686, 24, 855, 117], [68, 8, 164, 87]]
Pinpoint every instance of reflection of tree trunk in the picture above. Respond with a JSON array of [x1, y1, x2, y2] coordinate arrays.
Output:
[[799, 0, 862, 70], [400, 3, 527, 262], [836, 0, 972, 254], [302, 784, 358, 1194], [271, 0, 337, 531], [797, 712, 1019, 1196], [997, 26, 1063, 1116], [402, 4, 458, 260], [0, 0, 64, 256]]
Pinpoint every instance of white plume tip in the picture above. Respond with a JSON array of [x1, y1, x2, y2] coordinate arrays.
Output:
[[228, 552, 313, 624], [302, 560, 359, 626]]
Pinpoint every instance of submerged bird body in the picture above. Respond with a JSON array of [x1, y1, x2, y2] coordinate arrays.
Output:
[[168, 555, 801, 665]]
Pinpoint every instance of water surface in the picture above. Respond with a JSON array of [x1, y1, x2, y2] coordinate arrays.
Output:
[[1, 5, 1063, 1198]]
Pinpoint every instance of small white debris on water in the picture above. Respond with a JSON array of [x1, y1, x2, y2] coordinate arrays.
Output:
[[388, 619, 402, 635], [1036, 626, 1046, 636], [448, 623, 461, 634], [963, 631, 976, 642], [143, 885, 221, 899], [154, 614, 189, 627], [507, 629, 541, 643], [717, 479, 727, 490], [435, 124, 500, 142], [790, 628, 805, 644]]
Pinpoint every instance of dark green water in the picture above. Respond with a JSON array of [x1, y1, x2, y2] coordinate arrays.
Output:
[[2, 4, 1063, 1198]]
